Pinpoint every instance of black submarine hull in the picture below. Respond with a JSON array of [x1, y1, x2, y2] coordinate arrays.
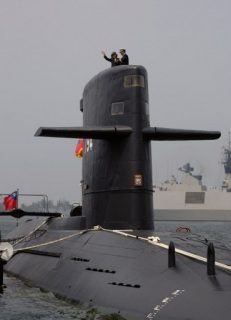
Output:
[[4, 217, 231, 319], [3, 65, 229, 319]]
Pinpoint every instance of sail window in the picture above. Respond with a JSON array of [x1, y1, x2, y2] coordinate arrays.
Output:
[[124, 75, 145, 88], [111, 102, 124, 115]]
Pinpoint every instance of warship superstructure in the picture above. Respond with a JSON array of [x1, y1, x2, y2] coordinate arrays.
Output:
[[2, 66, 231, 319], [154, 140, 231, 221], [222, 135, 231, 191]]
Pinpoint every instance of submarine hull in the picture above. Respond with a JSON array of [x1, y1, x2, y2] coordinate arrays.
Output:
[[4, 217, 231, 319], [3, 65, 228, 318]]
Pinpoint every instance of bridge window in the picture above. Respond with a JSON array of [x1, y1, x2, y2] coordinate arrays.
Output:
[[111, 102, 124, 115], [124, 75, 145, 88], [185, 192, 205, 204]]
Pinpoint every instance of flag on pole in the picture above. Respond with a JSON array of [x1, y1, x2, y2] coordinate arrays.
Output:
[[75, 139, 84, 158], [3, 191, 18, 210]]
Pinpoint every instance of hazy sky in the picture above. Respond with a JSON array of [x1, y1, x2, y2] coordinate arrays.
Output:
[[0, 0, 230, 204]]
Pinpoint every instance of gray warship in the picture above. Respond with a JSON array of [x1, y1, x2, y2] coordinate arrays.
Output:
[[154, 139, 231, 221], [2, 65, 231, 319]]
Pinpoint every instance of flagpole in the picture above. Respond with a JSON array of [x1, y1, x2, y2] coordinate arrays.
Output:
[[16, 188, 19, 209], [16, 189, 19, 227]]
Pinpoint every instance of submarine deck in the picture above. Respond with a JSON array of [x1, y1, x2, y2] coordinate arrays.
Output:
[[4, 217, 231, 319]]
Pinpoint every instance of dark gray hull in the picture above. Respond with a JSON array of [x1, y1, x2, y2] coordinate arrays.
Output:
[[4, 216, 231, 319], [4, 65, 226, 318]]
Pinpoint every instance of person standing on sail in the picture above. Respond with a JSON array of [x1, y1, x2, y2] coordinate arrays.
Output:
[[119, 49, 129, 65], [101, 51, 121, 67]]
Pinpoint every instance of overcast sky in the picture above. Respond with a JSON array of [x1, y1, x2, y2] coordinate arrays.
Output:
[[0, 0, 230, 204]]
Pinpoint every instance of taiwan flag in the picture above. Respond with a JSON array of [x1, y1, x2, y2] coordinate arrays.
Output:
[[3, 191, 18, 210], [75, 139, 84, 158]]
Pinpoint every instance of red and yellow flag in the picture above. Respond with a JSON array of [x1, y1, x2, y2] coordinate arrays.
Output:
[[75, 139, 84, 158]]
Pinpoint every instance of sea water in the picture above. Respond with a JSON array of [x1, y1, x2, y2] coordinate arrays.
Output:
[[0, 217, 231, 319], [0, 275, 99, 320]]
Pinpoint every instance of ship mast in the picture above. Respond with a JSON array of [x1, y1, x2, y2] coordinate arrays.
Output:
[[222, 132, 231, 191]]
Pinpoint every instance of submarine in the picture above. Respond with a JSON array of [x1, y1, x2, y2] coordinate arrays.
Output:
[[3, 65, 231, 319]]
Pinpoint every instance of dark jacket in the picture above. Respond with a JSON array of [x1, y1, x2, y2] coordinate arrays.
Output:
[[104, 55, 121, 67], [121, 54, 129, 65]]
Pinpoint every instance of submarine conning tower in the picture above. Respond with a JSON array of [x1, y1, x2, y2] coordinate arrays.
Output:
[[82, 66, 153, 229], [35, 65, 221, 230]]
